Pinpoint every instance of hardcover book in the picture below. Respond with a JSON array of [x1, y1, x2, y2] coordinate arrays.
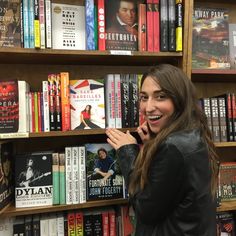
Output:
[[229, 23, 236, 69], [85, 143, 126, 201], [217, 211, 235, 236], [0, 80, 30, 134], [70, 79, 105, 130], [0, 142, 13, 211], [105, 0, 139, 51], [192, 7, 230, 69], [15, 151, 53, 208], [51, 3, 86, 50], [0, 0, 21, 47]]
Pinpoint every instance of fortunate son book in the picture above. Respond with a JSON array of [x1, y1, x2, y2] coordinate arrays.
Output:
[[85, 143, 126, 201]]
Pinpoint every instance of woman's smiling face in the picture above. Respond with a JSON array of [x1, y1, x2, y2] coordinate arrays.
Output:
[[139, 76, 175, 134]]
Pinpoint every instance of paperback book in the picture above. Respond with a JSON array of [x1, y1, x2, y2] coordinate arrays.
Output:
[[15, 151, 53, 208], [192, 7, 230, 69], [70, 79, 105, 130], [85, 143, 126, 201]]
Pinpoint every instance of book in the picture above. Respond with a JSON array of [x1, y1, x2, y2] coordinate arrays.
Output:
[[217, 211, 235, 235], [39, 0, 45, 49], [34, 0, 40, 48], [59, 152, 66, 205], [51, 3, 86, 50], [85, 143, 126, 201], [72, 146, 80, 204], [70, 79, 105, 130], [15, 151, 53, 208], [229, 23, 236, 69], [32, 214, 40, 236], [78, 146, 86, 204], [160, 0, 168, 51], [0, 0, 21, 47], [45, 0, 52, 48], [219, 162, 236, 202], [0, 142, 13, 211], [153, 0, 160, 52], [24, 215, 32, 235], [192, 7, 230, 69], [67, 212, 76, 236], [0, 80, 30, 134], [75, 211, 83, 236], [65, 147, 73, 205], [138, 3, 146, 52], [13, 216, 25, 236], [40, 214, 49, 236], [168, 0, 176, 51], [105, 0, 138, 51], [52, 152, 60, 205], [175, 0, 183, 51], [97, 0, 105, 50], [0, 217, 14, 236], [146, 0, 153, 52], [85, 0, 95, 50]]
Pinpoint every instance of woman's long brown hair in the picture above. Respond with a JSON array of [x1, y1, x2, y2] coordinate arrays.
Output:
[[128, 64, 219, 198]]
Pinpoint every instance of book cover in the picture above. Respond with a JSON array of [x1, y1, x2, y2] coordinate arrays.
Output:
[[15, 151, 53, 208], [219, 162, 236, 202], [105, 0, 138, 51], [85, 143, 125, 201], [0, 142, 13, 211], [217, 211, 235, 236], [192, 7, 230, 69], [0, 0, 21, 47], [51, 3, 86, 50], [85, 0, 95, 50], [176, 0, 183, 51], [70, 79, 105, 130]]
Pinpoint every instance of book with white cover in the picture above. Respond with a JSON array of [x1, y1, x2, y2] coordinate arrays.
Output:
[[52, 3, 86, 50]]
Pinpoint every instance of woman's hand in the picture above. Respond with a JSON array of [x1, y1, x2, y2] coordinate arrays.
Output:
[[106, 128, 137, 150], [137, 121, 151, 143]]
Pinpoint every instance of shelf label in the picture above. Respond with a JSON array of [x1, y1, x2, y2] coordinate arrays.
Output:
[[0, 132, 29, 139], [110, 50, 132, 56]]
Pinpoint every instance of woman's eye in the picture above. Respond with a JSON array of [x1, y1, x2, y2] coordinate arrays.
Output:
[[139, 95, 148, 101], [155, 93, 167, 100]]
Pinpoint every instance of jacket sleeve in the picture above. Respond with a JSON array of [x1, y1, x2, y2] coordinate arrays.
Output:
[[116, 144, 140, 189], [133, 142, 185, 225]]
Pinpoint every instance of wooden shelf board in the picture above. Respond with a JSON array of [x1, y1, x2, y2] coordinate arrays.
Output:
[[217, 200, 236, 212], [2, 198, 128, 217], [0, 48, 182, 66], [192, 69, 236, 82], [215, 142, 236, 148]]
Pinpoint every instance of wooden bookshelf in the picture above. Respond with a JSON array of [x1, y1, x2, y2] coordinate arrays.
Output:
[[217, 201, 236, 212], [1, 199, 128, 217]]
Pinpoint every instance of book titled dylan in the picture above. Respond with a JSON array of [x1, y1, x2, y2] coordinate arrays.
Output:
[[85, 143, 126, 201], [15, 151, 53, 208]]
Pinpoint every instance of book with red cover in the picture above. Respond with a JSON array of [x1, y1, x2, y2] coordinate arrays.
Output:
[[146, 0, 153, 51], [153, 0, 160, 52], [138, 3, 147, 51], [97, 0, 106, 51], [67, 212, 76, 236]]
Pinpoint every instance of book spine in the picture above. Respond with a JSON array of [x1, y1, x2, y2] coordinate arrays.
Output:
[[60, 72, 71, 131], [57, 213, 65, 236], [160, 0, 168, 51], [34, 92, 39, 132], [72, 146, 80, 204], [59, 152, 66, 205], [34, 0, 40, 48], [45, 0, 52, 48], [42, 81, 50, 132], [67, 212, 76, 236], [55, 74, 62, 131], [105, 74, 116, 128], [23, 0, 30, 48], [93, 212, 103, 235], [210, 97, 220, 142], [231, 93, 236, 141], [48, 74, 56, 131], [37, 91, 42, 132], [75, 212, 83, 236], [48, 214, 57, 236], [39, 0, 46, 48], [153, 0, 160, 52], [175, 0, 183, 51], [85, 0, 95, 50], [226, 93, 234, 141], [102, 210, 109, 236], [97, 0, 105, 50], [217, 97, 227, 142], [138, 3, 147, 52], [146, 0, 153, 51], [114, 74, 122, 128], [168, 0, 176, 51], [31, 92, 35, 132], [65, 147, 73, 205], [28, 0, 35, 48], [83, 212, 94, 236], [52, 152, 60, 205], [109, 210, 116, 236], [40, 92, 44, 132], [28, 92, 33, 132], [24, 215, 32, 236], [79, 146, 86, 203], [32, 215, 40, 236], [121, 74, 130, 128]]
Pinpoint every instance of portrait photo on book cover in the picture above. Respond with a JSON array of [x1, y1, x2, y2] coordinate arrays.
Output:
[[15, 155, 52, 188], [105, 0, 140, 51], [86, 143, 125, 200]]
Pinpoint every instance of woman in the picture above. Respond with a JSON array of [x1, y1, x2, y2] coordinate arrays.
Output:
[[106, 64, 219, 235], [74, 105, 100, 130]]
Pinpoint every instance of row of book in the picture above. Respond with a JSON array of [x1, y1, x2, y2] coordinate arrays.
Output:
[[0, 0, 183, 52], [0, 205, 135, 236], [0, 73, 140, 136], [14, 143, 126, 208], [192, 6, 236, 69], [199, 93, 236, 143]]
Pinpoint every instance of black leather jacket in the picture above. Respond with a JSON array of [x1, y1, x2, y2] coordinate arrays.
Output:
[[117, 129, 216, 236]]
